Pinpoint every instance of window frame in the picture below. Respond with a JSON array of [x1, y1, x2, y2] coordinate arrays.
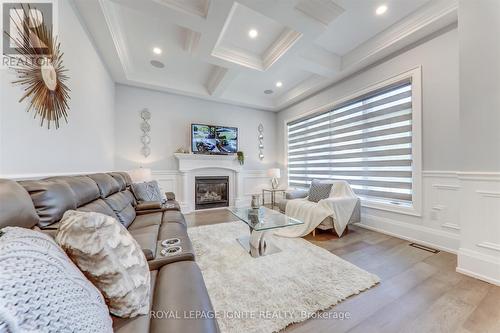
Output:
[[283, 67, 422, 217]]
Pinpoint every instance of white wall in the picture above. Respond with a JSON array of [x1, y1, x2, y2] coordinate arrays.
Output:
[[456, 0, 500, 285], [276, 27, 461, 253], [114, 84, 278, 171], [0, 0, 115, 177]]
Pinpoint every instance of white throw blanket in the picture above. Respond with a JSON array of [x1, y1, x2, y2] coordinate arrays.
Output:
[[274, 180, 358, 238]]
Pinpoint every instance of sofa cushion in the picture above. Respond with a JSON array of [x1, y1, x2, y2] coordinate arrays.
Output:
[[129, 212, 162, 230], [162, 210, 187, 227], [0, 179, 40, 229], [48, 175, 100, 206], [0, 227, 113, 332], [159, 219, 188, 240], [308, 179, 333, 203], [129, 224, 160, 260], [105, 190, 136, 228], [78, 198, 118, 218], [109, 172, 127, 191], [150, 261, 219, 333], [118, 171, 133, 186], [131, 181, 163, 203], [56, 210, 151, 318], [113, 270, 157, 333], [20, 179, 77, 227], [87, 173, 120, 198]]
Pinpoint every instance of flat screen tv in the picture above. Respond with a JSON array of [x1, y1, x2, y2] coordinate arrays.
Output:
[[191, 124, 238, 155]]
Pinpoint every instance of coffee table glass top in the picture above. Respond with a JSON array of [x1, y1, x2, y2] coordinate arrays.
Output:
[[228, 206, 304, 231]]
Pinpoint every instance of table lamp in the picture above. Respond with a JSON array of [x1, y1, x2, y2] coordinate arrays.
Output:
[[267, 168, 281, 189], [128, 167, 152, 183]]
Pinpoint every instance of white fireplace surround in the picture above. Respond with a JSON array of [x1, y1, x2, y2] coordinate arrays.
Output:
[[174, 153, 246, 213]]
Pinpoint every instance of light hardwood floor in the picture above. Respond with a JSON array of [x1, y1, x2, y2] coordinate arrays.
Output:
[[185, 208, 500, 333]]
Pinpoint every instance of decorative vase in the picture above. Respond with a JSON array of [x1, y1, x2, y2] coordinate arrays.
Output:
[[251, 194, 260, 209]]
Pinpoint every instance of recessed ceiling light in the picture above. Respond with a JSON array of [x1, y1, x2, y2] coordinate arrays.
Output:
[[276, 81, 283, 88], [248, 29, 258, 39], [264, 89, 274, 94], [153, 47, 162, 55], [376, 5, 388, 15]]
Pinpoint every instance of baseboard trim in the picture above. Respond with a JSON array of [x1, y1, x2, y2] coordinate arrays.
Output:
[[457, 248, 500, 286], [456, 267, 500, 286], [356, 213, 459, 254]]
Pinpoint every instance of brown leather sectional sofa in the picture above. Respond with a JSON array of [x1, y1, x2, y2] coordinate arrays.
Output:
[[0, 172, 220, 333]]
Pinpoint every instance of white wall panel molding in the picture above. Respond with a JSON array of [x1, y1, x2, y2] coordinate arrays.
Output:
[[457, 173, 500, 285], [358, 213, 460, 254], [457, 248, 500, 286], [477, 242, 500, 253]]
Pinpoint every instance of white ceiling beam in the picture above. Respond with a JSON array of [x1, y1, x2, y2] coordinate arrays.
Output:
[[295, 45, 341, 77], [153, 0, 210, 19], [294, 0, 345, 27], [205, 66, 238, 97], [182, 27, 201, 54], [274, 74, 328, 107], [113, 0, 205, 30]]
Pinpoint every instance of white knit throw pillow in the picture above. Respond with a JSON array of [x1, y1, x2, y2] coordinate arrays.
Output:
[[55, 210, 150, 318], [0, 227, 113, 332]]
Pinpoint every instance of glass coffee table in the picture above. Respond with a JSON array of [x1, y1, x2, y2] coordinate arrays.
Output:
[[228, 206, 304, 258]]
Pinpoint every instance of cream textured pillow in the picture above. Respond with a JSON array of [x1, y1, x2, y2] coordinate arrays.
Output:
[[55, 210, 151, 318], [0, 227, 113, 332]]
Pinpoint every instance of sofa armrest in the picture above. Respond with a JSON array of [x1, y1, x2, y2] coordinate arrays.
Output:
[[136, 201, 162, 211], [285, 189, 308, 200], [165, 192, 175, 201]]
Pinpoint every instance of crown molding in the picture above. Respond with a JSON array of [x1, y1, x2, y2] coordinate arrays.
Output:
[[342, 0, 458, 69], [98, 0, 133, 77], [211, 46, 263, 71], [262, 28, 302, 70]]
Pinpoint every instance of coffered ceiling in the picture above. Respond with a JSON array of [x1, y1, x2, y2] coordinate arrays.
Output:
[[73, 0, 457, 111]]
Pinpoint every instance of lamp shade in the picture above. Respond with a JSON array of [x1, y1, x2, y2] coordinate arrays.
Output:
[[128, 168, 152, 183], [267, 168, 281, 178]]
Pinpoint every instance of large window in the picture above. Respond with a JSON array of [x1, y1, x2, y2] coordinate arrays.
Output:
[[287, 76, 418, 210]]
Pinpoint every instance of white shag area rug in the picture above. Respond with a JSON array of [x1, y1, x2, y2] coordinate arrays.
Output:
[[188, 222, 380, 333]]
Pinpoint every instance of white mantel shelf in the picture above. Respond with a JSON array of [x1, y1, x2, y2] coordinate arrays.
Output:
[[174, 153, 242, 173], [174, 153, 237, 161]]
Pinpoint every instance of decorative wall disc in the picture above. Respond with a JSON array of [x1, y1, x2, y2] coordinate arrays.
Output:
[[141, 135, 151, 145], [140, 108, 151, 157], [140, 110, 151, 120], [258, 123, 264, 160], [141, 146, 151, 157]]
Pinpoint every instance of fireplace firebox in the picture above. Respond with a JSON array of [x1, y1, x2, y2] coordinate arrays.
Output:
[[195, 176, 229, 210]]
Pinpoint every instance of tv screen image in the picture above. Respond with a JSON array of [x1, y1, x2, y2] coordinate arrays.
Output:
[[192, 124, 238, 154]]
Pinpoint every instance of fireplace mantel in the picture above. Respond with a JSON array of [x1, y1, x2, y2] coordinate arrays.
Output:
[[175, 153, 242, 172], [174, 153, 244, 212]]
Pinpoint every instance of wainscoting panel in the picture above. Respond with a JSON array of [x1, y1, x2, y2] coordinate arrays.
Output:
[[357, 170, 461, 253], [457, 172, 500, 285]]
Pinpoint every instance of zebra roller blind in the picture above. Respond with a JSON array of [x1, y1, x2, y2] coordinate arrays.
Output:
[[287, 79, 413, 205]]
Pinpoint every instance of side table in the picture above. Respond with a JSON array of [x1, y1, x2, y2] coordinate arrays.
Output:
[[262, 189, 286, 208]]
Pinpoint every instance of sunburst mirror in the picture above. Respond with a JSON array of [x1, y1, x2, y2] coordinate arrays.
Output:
[[5, 5, 70, 129]]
